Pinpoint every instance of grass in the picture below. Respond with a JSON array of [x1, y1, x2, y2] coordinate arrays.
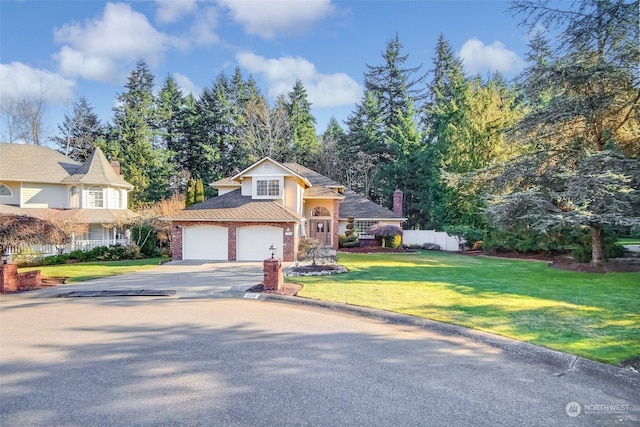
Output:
[[21, 257, 167, 283], [619, 238, 640, 245], [295, 251, 640, 364]]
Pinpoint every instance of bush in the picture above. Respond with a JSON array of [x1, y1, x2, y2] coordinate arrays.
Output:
[[630, 225, 640, 239], [375, 234, 402, 249], [443, 225, 485, 251], [132, 225, 159, 257], [339, 233, 360, 248], [483, 228, 568, 255], [570, 227, 626, 263]]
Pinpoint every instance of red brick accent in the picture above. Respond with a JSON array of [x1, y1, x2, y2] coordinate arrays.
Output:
[[263, 258, 283, 291], [0, 263, 18, 293], [170, 221, 297, 262], [0, 263, 41, 293]]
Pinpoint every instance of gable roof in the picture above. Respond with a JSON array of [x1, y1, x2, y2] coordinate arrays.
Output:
[[0, 143, 133, 189], [339, 189, 405, 220], [170, 189, 303, 222]]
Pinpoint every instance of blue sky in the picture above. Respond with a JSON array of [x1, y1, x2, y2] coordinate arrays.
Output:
[[1, 0, 534, 144]]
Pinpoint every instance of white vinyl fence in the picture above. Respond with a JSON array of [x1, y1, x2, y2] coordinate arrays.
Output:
[[5, 239, 130, 262], [402, 230, 460, 252]]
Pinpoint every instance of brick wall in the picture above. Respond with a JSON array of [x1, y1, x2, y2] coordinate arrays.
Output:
[[0, 263, 41, 293], [332, 199, 340, 250], [171, 221, 297, 262]]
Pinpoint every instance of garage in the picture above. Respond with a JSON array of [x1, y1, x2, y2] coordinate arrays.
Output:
[[183, 225, 228, 260], [237, 225, 283, 261]]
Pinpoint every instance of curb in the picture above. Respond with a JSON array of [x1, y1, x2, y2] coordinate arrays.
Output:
[[261, 293, 640, 396]]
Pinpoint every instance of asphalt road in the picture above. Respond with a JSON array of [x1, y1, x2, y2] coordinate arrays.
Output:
[[1, 289, 638, 426]]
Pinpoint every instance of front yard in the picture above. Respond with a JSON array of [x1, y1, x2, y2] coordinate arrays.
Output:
[[294, 251, 640, 365]]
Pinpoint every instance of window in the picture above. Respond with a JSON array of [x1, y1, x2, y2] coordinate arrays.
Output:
[[256, 179, 280, 197], [312, 206, 330, 217], [0, 184, 12, 196], [112, 189, 121, 209], [88, 186, 104, 208], [354, 221, 379, 239], [69, 186, 79, 208]]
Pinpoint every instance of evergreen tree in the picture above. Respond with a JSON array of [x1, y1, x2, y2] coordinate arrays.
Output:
[[195, 179, 205, 204], [489, 0, 640, 265], [157, 74, 186, 152], [109, 59, 174, 205], [343, 91, 384, 200], [52, 96, 103, 162], [185, 177, 195, 208], [287, 80, 319, 164], [365, 33, 427, 132]]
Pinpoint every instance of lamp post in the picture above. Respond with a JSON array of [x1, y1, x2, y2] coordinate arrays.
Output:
[[269, 244, 276, 259]]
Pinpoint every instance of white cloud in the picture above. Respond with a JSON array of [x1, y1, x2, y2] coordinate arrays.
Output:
[[458, 38, 525, 76], [173, 72, 201, 97], [189, 6, 220, 46], [236, 52, 361, 108], [155, 0, 197, 24], [53, 2, 176, 82], [0, 62, 75, 105], [218, 0, 336, 39]]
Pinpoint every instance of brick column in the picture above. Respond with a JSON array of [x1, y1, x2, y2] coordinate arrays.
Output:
[[263, 258, 283, 291], [0, 263, 18, 293]]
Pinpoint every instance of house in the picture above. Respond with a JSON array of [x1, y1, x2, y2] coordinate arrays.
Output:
[[168, 157, 405, 262], [0, 143, 136, 253]]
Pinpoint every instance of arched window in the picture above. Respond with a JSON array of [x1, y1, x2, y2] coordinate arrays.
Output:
[[88, 186, 104, 208], [69, 186, 79, 208], [0, 184, 12, 196], [311, 206, 330, 217]]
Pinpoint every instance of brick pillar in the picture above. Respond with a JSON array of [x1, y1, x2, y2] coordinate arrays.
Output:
[[171, 224, 183, 260], [263, 258, 283, 291], [0, 263, 18, 293]]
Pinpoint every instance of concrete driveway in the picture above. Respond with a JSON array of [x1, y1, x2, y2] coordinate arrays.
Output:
[[1, 262, 638, 426], [30, 260, 267, 299]]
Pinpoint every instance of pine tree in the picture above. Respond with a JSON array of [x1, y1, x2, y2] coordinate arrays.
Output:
[[287, 80, 319, 164], [109, 60, 174, 205]]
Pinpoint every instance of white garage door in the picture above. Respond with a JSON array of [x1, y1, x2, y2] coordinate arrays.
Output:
[[183, 225, 228, 260], [237, 226, 283, 261]]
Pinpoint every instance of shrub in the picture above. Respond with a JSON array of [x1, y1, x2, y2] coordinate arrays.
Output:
[[630, 225, 640, 238], [570, 227, 626, 263], [443, 225, 485, 251], [131, 225, 159, 257]]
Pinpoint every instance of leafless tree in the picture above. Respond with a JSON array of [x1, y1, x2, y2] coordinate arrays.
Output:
[[0, 87, 49, 145]]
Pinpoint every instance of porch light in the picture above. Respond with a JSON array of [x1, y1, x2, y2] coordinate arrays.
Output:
[[269, 244, 276, 259]]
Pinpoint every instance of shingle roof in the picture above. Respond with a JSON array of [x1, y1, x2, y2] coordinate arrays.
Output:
[[0, 143, 80, 182], [304, 186, 344, 199], [0, 204, 138, 224], [211, 177, 241, 187], [339, 189, 404, 220], [169, 189, 303, 222], [0, 143, 133, 189], [63, 147, 133, 189], [283, 162, 345, 189]]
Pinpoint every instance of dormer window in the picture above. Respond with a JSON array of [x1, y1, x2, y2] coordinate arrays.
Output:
[[255, 178, 281, 198]]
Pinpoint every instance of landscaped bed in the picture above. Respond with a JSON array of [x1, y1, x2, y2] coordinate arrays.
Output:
[[293, 251, 640, 366]]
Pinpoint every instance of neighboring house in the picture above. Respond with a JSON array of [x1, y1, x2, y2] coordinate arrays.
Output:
[[168, 157, 405, 262], [0, 143, 136, 253]]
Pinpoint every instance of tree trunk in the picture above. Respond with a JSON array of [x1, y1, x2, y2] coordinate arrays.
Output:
[[591, 225, 605, 266]]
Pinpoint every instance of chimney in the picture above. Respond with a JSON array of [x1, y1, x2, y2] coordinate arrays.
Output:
[[393, 189, 403, 217], [110, 161, 121, 176]]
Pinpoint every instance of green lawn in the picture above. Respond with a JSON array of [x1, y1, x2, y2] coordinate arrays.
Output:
[[295, 251, 640, 364], [22, 258, 166, 283], [619, 238, 640, 245]]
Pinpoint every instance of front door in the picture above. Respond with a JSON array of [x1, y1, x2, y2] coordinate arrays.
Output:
[[310, 220, 331, 246]]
